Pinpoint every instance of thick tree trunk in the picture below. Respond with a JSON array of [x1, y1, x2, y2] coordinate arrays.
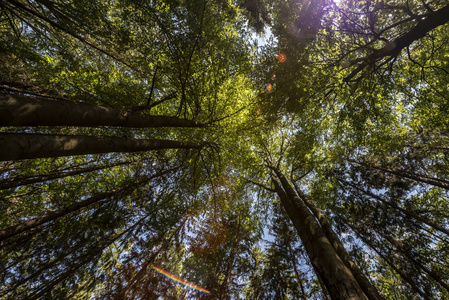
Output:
[[0, 168, 176, 242], [0, 133, 207, 161], [0, 93, 206, 128], [291, 181, 383, 300], [269, 166, 369, 300]]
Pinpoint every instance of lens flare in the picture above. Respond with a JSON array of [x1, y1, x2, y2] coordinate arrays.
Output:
[[152, 266, 211, 295], [266, 83, 273, 93], [278, 53, 286, 63]]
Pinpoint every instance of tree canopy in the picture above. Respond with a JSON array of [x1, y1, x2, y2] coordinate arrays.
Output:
[[1, 0, 449, 299]]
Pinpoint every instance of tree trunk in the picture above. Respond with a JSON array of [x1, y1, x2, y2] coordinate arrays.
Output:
[[27, 226, 130, 300], [340, 217, 431, 300], [0, 167, 176, 242], [379, 231, 449, 293], [287, 240, 307, 300], [339, 178, 449, 237], [119, 215, 190, 296], [348, 159, 449, 190], [343, 3, 449, 82], [291, 181, 383, 300], [0, 159, 134, 190], [0, 93, 207, 128], [269, 166, 369, 300], [0, 133, 207, 161]]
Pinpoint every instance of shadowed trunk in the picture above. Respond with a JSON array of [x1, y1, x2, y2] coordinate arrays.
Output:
[[291, 181, 383, 300], [379, 231, 449, 293], [347, 159, 449, 190], [343, 3, 449, 82], [268, 164, 370, 300], [0, 133, 207, 161], [0, 93, 207, 128]]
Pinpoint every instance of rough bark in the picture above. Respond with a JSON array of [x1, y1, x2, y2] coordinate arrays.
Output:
[[269, 166, 369, 300], [0, 93, 207, 128], [291, 181, 383, 300], [0, 133, 207, 161]]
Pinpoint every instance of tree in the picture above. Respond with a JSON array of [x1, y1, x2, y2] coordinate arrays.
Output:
[[1, 0, 449, 299]]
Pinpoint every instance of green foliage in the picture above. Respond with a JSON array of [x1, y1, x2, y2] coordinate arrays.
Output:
[[1, 0, 449, 298]]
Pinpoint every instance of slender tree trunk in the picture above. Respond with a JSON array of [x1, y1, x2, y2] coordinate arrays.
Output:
[[4, 0, 137, 72], [340, 217, 431, 300], [1, 217, 145, 298], [0, 225, 46, 249], [348, 159, 449, 190], [379, 231, 449, 292], [27, 226, 131, 300], [339, 178, 449, 237], [0, 133, 207, 161], [0, 167, 176, 242], [0, 93, 207, 128], [219, 222, 240, 300], [287, 241, 307, 300], [291, 181, 383, 300], [343, 3, 449, 82], [119, 215, 190, 296], [268, 165, 369, 300], [0, 159, 134, 190], [1, 235, 90, 297]]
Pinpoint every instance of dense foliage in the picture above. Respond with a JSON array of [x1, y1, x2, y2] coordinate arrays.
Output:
[[1, 0, 449, 299]]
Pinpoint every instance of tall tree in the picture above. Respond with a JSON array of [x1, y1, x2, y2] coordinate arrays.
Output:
[[1, 0, 449, 298]]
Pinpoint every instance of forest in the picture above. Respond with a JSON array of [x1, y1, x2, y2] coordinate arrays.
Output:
[[1, 0, 449, 299]]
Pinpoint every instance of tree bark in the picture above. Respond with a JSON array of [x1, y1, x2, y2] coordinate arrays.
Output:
[[269, 166, 369, 300], [291, 181, 383, 300], [0, 133, 207, 161], [286, 240, 307, 300], [0, 93, 207, 128]]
